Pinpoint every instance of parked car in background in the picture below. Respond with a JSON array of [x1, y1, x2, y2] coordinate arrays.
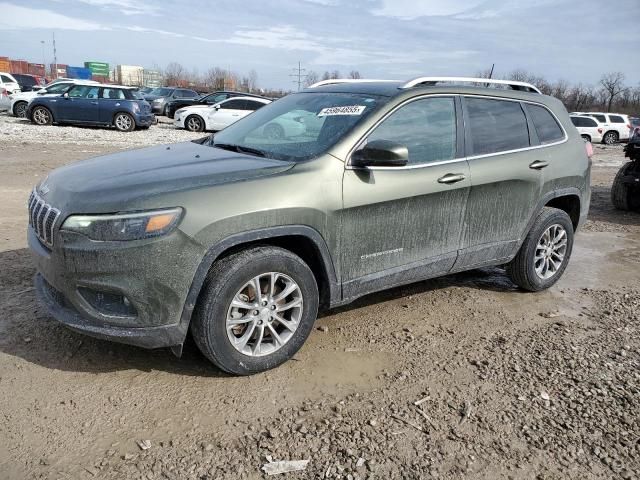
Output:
[[138, 86, 154, 95], [576, 112, 632, 144], [9, 79, 99, 118], [165, 90, 269, 119], [144, 87, 199, 115], [28, 84, 154, 132], [0, 72, 20, 94], [173, 96, 271, 132], [0, 87, 10, 112], [571, 115, 604, 143], [11, 73, 40, 92]]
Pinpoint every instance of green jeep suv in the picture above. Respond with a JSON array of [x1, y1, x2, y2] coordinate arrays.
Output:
[[29, 77, 591, 375]]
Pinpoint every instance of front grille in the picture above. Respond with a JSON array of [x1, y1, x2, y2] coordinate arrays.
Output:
[[28, 189, 61, 247]]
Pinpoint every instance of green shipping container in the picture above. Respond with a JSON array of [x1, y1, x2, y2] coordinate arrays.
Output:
[[84, 61, 109, 76]]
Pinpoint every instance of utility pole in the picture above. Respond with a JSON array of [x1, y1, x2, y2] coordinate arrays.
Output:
[[289, 61, 306, 91], [52, 32, 57, 79], [40, 40, 46, 76]]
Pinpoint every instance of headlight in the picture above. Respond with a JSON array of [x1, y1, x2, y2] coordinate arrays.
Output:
[[175, 108, 184, 115], [61, 208, 183, 241], [153, 99, 162, 104], [132, 103, 140, 113]]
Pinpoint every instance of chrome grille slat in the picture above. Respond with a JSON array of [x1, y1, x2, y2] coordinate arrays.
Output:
[[27, 188, 61, 248]]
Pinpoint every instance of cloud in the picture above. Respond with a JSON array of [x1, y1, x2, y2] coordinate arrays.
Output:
[[0, 3, 106, 30], [372, 0, 486, 19], [75, 0, 158, 16]]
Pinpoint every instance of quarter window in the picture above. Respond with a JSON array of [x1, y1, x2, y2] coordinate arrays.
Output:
[[590, 114, 606, 123], [465, 98, 529, 155], [527, 104, 564, 144], [367, 97, 457, 166], [1, 74, 12, 82]]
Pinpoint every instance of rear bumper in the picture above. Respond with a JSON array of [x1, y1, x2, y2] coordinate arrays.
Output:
[[35, 273, 187, 349]]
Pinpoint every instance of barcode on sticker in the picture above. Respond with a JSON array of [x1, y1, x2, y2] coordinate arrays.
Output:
[[318, 105, 366, 117]]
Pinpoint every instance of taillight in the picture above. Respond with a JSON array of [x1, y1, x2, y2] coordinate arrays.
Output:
[[585, 141, 593, 159], [598, 128, 603, 134]]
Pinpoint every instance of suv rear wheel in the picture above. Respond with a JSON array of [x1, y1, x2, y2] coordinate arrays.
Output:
[[603, 131, 619, 145], [191, 246, 319, 375], [507, 207, 574, 291]]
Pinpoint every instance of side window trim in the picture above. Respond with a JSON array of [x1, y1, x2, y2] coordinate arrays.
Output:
[[522, 101, 541, 147], [347, 94, 462, 170], [461, 95, 568, 160]]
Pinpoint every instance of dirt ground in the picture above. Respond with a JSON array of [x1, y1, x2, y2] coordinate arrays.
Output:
[[0, 117, 639, 480]]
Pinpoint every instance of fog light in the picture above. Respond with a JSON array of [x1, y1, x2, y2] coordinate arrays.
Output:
[[78, 287, 138, 317]]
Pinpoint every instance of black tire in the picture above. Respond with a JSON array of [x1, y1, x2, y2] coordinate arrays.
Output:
[[611, 162, 640, 212], [185, 114, 205, 132], [507, 207, 574, 292], [265, 123, 285, 140], [163, 104, 170, 117], [603, 131, 618, 145], [581, 134, 591, 143], [113, 112, 135, 132], [13, 101, 28, 118], [191, 246, 319, 375], [31, 106, 53, 125]]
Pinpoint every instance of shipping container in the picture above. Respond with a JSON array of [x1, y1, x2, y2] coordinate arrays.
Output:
[[84, 61, 109, 76], [50, 63, 67, 79], [66, 66, 92, 80], [28, 63, 46, 77], [0, 59, 10, 72], [10, 60, 28, 74]]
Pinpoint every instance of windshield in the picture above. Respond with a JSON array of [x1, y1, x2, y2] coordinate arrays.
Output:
[[210, 92, 383, 161], [149, 87, 172, 96]]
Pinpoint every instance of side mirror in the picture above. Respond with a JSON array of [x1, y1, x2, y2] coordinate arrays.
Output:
[[62, 92, 69, 99], [214, 105, 220, 110], [351, 139, 409, 168]]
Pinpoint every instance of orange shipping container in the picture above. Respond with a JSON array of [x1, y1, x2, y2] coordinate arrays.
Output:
[[0, 59, 10, 72], [10, 60, 28, 74]]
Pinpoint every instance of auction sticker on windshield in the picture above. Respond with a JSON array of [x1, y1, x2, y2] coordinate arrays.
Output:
[[318, 105, 366, 117]]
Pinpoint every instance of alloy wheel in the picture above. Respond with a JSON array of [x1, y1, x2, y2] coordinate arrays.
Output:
[[15, 102, 27, 118], [115, 114, 132, 131], [604, 132, 617, 145], [33, 108, 50, 125], [534, 224, 567, 279], [186, 116, 202, 132], [226, 272, 303, 357]]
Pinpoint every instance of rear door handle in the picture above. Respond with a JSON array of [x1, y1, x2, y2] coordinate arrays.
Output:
[[437, 173, 466, 184], [90, 101, 98, 105], [529, 160, 549, 170]]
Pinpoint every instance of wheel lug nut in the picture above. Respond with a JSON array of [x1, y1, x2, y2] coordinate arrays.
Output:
[[252, 310, 259, 315], [270, 305, 276, 310]]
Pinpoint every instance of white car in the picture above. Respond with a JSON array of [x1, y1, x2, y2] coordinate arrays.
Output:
[[9, 79, 99, 118], [576, 112, 632, 144], [174, 97, 271, 132], [0, 72, 20, 94], [570, 115, 604, 144], [0, 87, 10, 112]]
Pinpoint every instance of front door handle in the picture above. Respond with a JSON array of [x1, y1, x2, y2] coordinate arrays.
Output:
[[437, 173, 466, 184], [90, 101, 98, 105], [529, 160, 549, 170]]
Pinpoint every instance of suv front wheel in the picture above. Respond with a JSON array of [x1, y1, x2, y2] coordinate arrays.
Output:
[[507, 207, 574, 291], [191, 246, 319, 375]]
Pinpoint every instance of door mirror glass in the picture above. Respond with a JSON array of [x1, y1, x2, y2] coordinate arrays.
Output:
[[62, 92, 69, 99], [351, 140, 409, 167]]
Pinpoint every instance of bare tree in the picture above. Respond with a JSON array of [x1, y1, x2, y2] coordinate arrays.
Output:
[[331, 70, 341, 79], [321, 71, 331, 81], [349, 70, 361, 79], [164, 62, 186, 86], [248, 69, 258, 92], [305, 70, 319, 87], [600, 72, 626, 112]]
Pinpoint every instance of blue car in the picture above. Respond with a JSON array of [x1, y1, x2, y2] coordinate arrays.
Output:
[[27, 84, 154, 132]]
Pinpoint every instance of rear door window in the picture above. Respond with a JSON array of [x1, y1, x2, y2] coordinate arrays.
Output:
[[526, 104, 565, 144], [590, 114, 606, 123], [245, 100, 266, 111], [465, 97, 530, 155], [609, 115, 624, 123], [220, 99, 246, 110], [583, 117, 598, 127], [367, 97, 457, 166]]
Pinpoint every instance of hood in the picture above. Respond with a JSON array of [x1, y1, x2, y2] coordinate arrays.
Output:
[[41, 141, 294, 213]]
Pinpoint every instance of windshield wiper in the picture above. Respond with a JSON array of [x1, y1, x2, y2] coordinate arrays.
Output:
[[213, 143, 267, 158]]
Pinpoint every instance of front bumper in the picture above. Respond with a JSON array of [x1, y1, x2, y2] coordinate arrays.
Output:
[[29, 225, 205, 349], [134, 113, 155, 127]]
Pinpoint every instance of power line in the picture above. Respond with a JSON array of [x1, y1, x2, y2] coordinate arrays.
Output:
[[289, 61, 307, 91]]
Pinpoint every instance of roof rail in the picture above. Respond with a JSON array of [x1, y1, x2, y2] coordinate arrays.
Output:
[[401, 76, 542, 94], [307, 78, 399, 88]]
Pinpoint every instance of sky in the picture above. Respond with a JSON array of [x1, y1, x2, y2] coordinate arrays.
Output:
[[0, 0, 638, 91]]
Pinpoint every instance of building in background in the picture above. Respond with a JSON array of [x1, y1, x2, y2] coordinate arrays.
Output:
[[115, 65, 144, 86], [142, 69, 162, 87]]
